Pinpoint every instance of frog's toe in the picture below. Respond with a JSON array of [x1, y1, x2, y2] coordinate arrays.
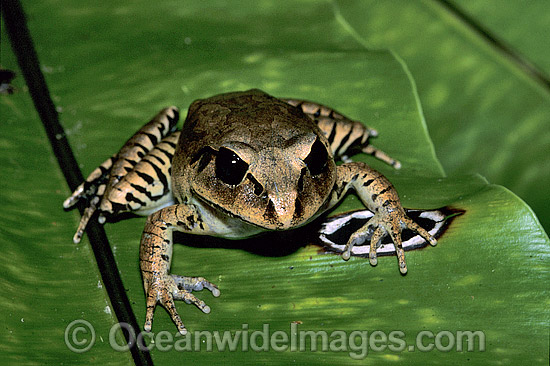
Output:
[[386, 228, 407, 274], [172, 275, 220, 315], [144, 280, 188, 335], [174, 289, 212, 314], [172, 275, 221, 297], [144, 274, 219, 334], [402, 216, 437, 247], [341, 221, 372, 261], [341, 212, 409, 273], [368, 226, 385, 266], [162, 296, 188, 335], [72, 197, 102, 244], [63, 182, 85, 209]]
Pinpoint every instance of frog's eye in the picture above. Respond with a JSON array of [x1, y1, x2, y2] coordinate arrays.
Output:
[[304, 139, 328, 176], [215, 147, 249, 186]]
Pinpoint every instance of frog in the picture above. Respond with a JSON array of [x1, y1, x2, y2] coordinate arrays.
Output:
[[64, 89, 436, 335]]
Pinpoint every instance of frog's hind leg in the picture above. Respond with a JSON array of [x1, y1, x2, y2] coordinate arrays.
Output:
[[282, 99, 401, 169], [64, 107, 180, 243], [99, 130, 181, 218]]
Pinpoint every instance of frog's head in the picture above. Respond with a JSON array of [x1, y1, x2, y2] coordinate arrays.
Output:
[[189, 132, 336, 230]]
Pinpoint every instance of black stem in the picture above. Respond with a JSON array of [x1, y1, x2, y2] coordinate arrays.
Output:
[[437, 0, 550, 92], [1, 0, 153, 364]]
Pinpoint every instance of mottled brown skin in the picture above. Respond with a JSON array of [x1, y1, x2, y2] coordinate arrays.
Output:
[[65, 89, 436, 335], [174, 91, 336, 230]]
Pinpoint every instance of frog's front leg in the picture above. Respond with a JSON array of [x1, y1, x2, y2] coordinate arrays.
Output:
[[329, 162, 437, 274], [140, 204, 220, 335]]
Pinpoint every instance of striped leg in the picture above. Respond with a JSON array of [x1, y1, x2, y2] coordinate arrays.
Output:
[[328, 162, 436, 274], [282, 99, 401, 168], [64, 107, 180, 243], [98, 131, 180, 218], [140, 204, 220, 335]]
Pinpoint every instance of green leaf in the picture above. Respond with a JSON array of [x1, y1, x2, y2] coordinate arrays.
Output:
[[1, 1, 548, 365], [333, 0, 550, 232], [450, 0, 550, 75]]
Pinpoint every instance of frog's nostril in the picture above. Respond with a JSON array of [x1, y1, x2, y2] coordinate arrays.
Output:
[[265, 192, 296, 229], [263, 199, 277, 224]]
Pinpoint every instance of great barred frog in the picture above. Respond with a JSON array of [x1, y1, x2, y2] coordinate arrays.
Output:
[[64, 89, 436, 335]]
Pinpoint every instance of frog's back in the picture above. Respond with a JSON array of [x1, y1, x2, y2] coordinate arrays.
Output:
[[177, 89, 320, 157]]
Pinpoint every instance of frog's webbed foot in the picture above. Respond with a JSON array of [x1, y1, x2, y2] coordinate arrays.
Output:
[[328, 163, 438, 274], [341, 209, 437, 274], [144, 274, 220, 335]]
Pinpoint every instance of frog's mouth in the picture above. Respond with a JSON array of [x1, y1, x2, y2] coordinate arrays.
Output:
[[188, 189, 273, 239], [190, 186, 318, 232]]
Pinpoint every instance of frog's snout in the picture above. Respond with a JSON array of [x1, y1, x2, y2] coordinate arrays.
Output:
[[266, 191, 298, 230]]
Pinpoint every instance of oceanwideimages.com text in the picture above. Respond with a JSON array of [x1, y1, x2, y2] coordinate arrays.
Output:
[[65, 320, 486, 359]]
